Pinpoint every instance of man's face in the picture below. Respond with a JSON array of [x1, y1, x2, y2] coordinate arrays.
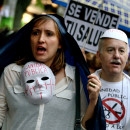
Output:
[[21, 62, 55, 104], [98, 38, 128, 76]]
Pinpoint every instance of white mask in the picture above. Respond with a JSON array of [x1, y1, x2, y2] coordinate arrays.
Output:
[[21, 61, 55, 104]]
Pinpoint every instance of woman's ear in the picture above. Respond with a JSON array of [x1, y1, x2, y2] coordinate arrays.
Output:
[[58, 44, 62, 49]]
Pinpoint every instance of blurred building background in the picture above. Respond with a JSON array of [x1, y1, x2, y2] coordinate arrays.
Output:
[[0, 0, 66, 30]]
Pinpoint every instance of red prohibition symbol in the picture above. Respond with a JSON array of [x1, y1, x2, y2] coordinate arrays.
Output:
[[102, 98, 125, 124]]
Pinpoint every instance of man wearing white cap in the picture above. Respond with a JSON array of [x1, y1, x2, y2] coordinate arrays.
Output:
[[82, 29, 130, 130]]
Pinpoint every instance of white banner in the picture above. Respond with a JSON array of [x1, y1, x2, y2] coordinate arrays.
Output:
[[64, 0, 120, 53]]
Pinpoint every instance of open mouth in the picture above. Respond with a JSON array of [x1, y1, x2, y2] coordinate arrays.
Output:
[[111, 62, 121, 65], [37, 46, 46, 54], [110, 59, 121, 65]]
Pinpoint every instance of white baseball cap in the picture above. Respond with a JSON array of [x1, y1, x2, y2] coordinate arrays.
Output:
[[100, 29, 128, 44]]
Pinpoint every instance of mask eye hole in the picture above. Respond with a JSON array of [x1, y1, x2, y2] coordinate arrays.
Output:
[[41, 77, 49, 80], [26, 80, 34, 83]]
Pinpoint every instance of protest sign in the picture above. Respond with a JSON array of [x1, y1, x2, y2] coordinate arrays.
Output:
[[64, 0, 120, 53]]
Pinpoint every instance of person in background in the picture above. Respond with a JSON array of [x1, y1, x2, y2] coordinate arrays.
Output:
[[85, 52, 101, 74], [124, 57, 130, 76], [82, 29, 130, 130], [0, 14, 106, 130]]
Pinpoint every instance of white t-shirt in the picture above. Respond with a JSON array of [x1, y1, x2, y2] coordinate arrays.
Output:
[[94, 69, 130, 130]]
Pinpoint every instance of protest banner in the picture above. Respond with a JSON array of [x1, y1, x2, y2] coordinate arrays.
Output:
[[64, 0, 120, 53]]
